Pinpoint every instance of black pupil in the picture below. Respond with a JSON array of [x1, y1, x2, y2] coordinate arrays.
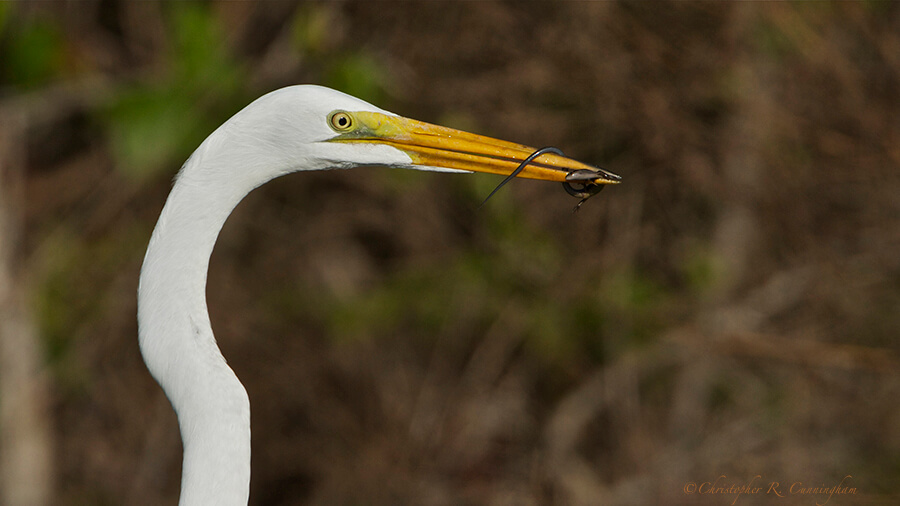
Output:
[[338, 116, 348, 126]]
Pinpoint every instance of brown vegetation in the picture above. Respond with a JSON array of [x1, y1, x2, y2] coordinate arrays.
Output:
[[1, 2, 898, 505]]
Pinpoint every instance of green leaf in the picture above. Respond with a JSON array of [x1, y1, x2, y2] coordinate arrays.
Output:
[[2, 16, 65, 88], [325, 53, 387, 105], [101, 2, 247, 181]]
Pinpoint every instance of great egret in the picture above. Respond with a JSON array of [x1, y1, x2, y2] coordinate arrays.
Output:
[[137, 85, 619, 506]]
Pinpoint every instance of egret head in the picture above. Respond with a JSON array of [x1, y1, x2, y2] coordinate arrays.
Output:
[[181, 85, 619, 196]]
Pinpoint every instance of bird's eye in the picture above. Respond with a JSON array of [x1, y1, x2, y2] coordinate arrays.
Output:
[[329, 111, 353, 131]]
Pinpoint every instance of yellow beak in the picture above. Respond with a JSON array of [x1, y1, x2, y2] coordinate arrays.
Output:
[[330, 111, 621, 185]]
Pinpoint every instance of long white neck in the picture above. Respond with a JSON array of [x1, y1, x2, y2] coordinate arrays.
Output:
[[134, 84, 413, 505], [138, 157, 256, 506]]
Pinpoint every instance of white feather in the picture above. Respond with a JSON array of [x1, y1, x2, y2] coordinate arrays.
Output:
[[138, 85, 446, 506]]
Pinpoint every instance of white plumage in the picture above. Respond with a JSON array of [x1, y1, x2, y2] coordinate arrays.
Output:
[[138, 85, 617, 505]]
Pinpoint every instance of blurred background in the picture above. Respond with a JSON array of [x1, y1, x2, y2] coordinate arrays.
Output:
[[1, 1, 898, 505]]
